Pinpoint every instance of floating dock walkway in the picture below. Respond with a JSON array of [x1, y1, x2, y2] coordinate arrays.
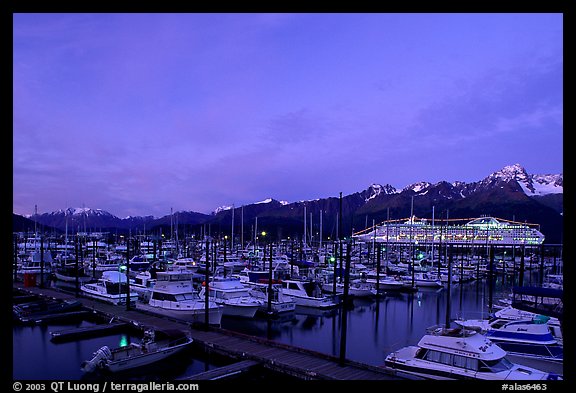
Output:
[[50, 321, 130, 342], [13, 283, 409, 380]]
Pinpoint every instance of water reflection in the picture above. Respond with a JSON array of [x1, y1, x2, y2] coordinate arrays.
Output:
[[15, 276, 539, 379], [221, 278, 520, 366]]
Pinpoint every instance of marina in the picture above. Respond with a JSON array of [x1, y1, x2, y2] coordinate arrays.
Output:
[[11, 220, 564, 381], [11, 11, 564, 386]]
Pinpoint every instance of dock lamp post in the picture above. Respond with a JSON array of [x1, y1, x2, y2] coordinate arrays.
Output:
[[262, 231, 272, 317], [118, 264, 129, 310]]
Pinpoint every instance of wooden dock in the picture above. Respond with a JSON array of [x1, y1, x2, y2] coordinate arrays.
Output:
[[13, 283, 409, 380], [50, 321, 130, 342], [186, 360, 259, 380]]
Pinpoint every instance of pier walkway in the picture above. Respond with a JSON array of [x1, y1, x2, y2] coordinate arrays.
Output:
[[13, 283, 407, 380]]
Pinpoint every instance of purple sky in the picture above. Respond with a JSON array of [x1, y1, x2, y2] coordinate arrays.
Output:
[[13, 13, 563, 218]]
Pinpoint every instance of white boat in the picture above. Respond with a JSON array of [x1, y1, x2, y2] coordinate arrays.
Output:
[[454, 316, 563, 365], [129, 271, 157, 301], [127, 254, 154, 271], [166, 257, 199, 273], [81, 329, 192, 374], [401, 272, 443, 288], [280, 279, 338, 309], [199, 277, 261, 318], [365, 276, 408, 291], [347, 279, 378, 297], [84, 252, 123, 277], [80, 271, 139, 305], [54, 264, 93, 284], [247, 281, 296, 315], [493, 305, 562, 331], [137, 271, 223, 326], [384, 326, 561, 380], [323, 279, 376, 297], [16, 250, 54, 279]]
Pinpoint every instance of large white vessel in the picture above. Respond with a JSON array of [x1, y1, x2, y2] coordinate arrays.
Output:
[[137, 271, 223, 326], [354, 216, 545, 246], [384, 326, 560, 380]]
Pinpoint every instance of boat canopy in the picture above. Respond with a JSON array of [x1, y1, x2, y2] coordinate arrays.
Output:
[[101, 271, 128, 283]]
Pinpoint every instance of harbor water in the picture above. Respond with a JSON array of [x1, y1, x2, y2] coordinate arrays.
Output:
[[12, 274, 536, 380]]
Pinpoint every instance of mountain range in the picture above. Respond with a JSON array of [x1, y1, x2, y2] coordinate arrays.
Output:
[[13, 164, 563, 243]]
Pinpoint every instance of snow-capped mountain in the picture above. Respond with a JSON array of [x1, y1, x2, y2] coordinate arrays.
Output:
[[482, 163, 563, 195], [16, 164, 562, 243], [363, 184, 397, 202]]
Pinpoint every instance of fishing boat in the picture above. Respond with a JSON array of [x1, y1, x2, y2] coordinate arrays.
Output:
[[129, 270, 157, 301], [127, 254, 154, 271], [323, 278, 377, 297], [80, 271, 139, 305], [199, 277, 261, 318], [280, 278, 338, 309], [246, 281, 296, 315], [81, 329, 192, 374], [166, 257, 199, 273], [16, 250, 54, 281], [54, 263, 93, 284], [384, 325, 561, 380], [454, 316, 563, 365], [401, 272, 443, 288], [137, 271, 223, 326], [13, 298, 83, 324]]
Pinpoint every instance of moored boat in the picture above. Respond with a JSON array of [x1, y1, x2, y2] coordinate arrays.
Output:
[[81, 329, 192, 374], [246, 281, 296, 315], [137, 271, 223, 326], [199, 277, 261, 318], [80, 271, 139, 305], [384, 325, 561, 380], [280, 278, 338, 309]]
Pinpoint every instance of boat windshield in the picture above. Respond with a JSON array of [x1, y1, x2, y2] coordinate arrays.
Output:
[[174, 293, 198, 301], [479, 356, 514, 373]]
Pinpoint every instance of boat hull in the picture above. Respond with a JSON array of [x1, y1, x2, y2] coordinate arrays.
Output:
[[137, 302, 223, 326], [107, 344, 189, 373]]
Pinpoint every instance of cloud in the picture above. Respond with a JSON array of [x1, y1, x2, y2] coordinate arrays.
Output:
[[408, 57, 562, 145]]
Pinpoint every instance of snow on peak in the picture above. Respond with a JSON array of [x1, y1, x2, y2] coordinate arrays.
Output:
[[280, 200, 289, 205], [404, 182, 431, 194], [58, 207, 112, 217], [493, 163, 530, 183], [363, 184, 397, 202], [528, 173, 563, 195], [364, 184, 383, 202], [485, 164, 562, 195], [255, 198, 273, 204], [214, 205, 233, 214]]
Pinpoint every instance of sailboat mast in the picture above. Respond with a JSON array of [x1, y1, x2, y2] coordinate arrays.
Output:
[[303, 205, 307, 247], [319, 210, 323, 249], [65, 210, 68, 257], [231, 204, 235, 251]]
